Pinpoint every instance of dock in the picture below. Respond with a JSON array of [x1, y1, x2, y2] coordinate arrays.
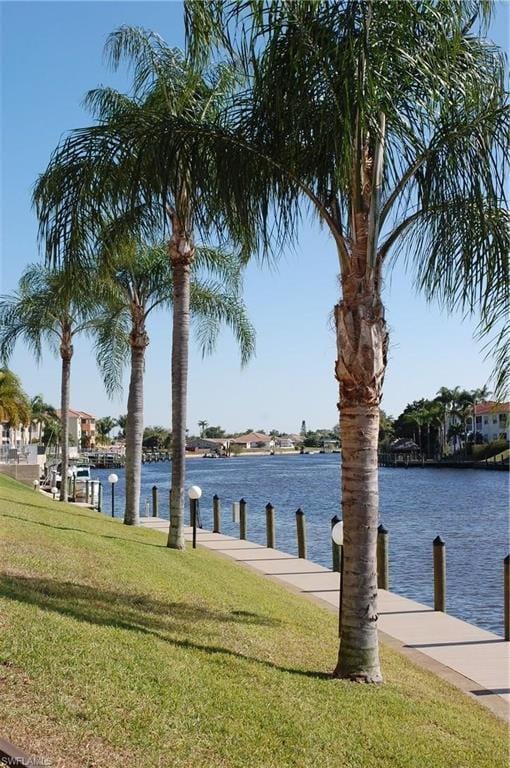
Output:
[[140, 516, 510, 721]]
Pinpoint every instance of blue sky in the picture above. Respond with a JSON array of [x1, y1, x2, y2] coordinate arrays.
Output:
[[1, 1, 508, 434]]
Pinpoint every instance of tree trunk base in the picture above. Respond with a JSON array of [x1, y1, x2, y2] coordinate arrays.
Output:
[[166, 539, 186, 550], [332, 665, 383, 684]]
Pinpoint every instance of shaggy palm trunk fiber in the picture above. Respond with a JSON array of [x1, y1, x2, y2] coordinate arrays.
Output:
[[333, 254, 388, 683]]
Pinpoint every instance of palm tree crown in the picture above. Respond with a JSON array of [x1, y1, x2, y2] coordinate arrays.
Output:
[[0, 369, 31, 427]]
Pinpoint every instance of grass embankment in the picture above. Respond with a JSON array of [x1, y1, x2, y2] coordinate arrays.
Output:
[[0, 475, 507, 768]]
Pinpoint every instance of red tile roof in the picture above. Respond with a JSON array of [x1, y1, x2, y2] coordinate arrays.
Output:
[[474, 401, 510, 415], [56, 409, 96, 420]]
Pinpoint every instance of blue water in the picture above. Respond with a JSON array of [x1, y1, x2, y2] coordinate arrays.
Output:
[[95, 454, 509, 635]]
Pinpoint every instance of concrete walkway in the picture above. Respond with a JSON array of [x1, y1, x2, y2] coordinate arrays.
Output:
[[140, 517, 510, 721]]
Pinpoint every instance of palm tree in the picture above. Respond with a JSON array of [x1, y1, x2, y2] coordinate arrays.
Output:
[[116, 414, 127, 439], [95, 417, 118, 443], [29, 394, 57, 443], [95, 239, 254, 525], [198, 420, 208, 438], [34, 27, 254, 547], [0, 265, 102, 501], [185, 1, 509, 681], [402, 409, 428, 452], [0, 370, 31, 448], [460, 386, 492, 442]]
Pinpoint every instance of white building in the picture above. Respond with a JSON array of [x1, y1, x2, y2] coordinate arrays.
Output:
[[0, 422, 30, 448], [467, 402, 509, 442]]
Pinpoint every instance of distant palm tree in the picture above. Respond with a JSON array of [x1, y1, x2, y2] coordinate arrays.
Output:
[[29, 394, 56, 443], [116, 414, 127, 439], [0, 370, 31, 446], [95, 417, 118, 443], [198, 420, 208, 438], [0, 265, 102, 501], [34, 27, 254, 547], [95, 240, 255, 525]]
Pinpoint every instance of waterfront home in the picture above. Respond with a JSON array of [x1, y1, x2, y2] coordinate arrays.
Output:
[[232, 432, 273, 450], [276, 436, 295, 449], [56, 408, 96, 449], [186, 437, 227, 453], [468, 402, 510, 442]]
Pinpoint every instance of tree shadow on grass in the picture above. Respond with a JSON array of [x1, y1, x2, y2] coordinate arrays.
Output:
[[0, 510, 165, 550], [0, 573, 331, 681]]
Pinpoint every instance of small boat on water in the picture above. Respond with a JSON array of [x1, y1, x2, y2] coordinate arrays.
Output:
[[41, 461, 92, 491]]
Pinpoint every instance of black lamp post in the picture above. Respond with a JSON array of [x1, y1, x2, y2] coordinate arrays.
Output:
[[188, 485, 202, 548], [108, 473, 118, 518], [331, 520, 344, 637]]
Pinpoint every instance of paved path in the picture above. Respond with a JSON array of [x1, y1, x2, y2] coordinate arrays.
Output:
[[140, 517, 510, 721]]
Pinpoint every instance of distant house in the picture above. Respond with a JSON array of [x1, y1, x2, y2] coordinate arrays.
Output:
[[467, 402, 509, 442], [0, 422, 30, 448], [232, 432, 273, 450], [56, 409, 96, 449], [186, 437, 227, 453], [321, 438, 340, 451], [276, 436, 294, 449]]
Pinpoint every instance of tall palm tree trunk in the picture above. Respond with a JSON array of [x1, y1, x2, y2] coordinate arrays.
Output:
[[59, 332, 72, 503], [333, 244, 388, 683], [167, 217, 194, 550], [124, 322, 147, 525]]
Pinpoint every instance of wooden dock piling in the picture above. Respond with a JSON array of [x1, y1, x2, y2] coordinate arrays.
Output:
[[239, 499, 247, 540], [377, 524, 389, 590], [433, 536, 446, 612], [296, 508, 307, 559], [504, 555, 510, 641], [213, 494, 221, 533], [265, 503, 275, 549]]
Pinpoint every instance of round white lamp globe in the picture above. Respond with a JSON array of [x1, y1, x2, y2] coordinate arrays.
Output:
[[67, 468, 74, 477], [108, 473, 119, 484], [331, 520, 344, 546], [188, 485, 202, 500], [51, 486, 58, 496]]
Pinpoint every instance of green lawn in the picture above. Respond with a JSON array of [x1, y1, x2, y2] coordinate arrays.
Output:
[[0, 474, 507, 768]]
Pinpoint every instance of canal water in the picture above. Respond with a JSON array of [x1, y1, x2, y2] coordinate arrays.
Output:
[[94, 454, 509, 636]]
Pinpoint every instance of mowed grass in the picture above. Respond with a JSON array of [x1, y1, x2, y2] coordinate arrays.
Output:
[[0, 475, 507, 768]]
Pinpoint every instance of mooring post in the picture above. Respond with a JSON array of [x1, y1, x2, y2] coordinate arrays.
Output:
[[266, 503, 276, 549], [239, 498, 247, 540], [504, 555, 510, 641], [72, 474, 76, 501], [377, 524, 390, 590], [213, 494, 221, 533], [331, 515, 341, 573], [152, 485, 158, 518], [433, 536, 446, 612], [97, 482, 103, 513], [85, 479, 90, 504], [296, 508, 307, 559]]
